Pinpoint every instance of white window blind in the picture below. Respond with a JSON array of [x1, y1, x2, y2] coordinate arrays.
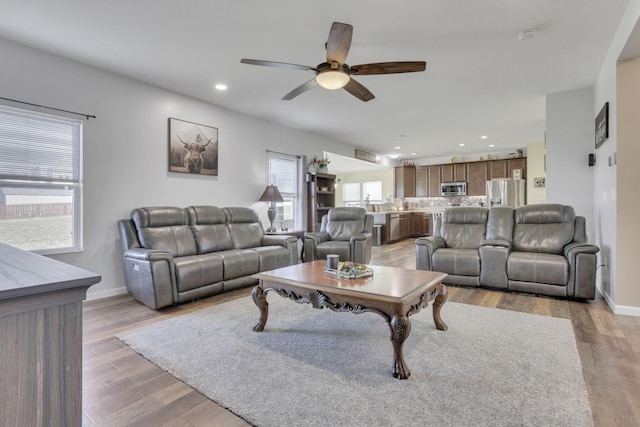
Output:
[[268, 153, 301, 231], [0, 105, 83, 253]]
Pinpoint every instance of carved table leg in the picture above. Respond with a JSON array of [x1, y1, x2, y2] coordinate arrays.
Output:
[[389, 314, 412, 379], [252, 284, 268, 332], [433, 284, 448, 331]]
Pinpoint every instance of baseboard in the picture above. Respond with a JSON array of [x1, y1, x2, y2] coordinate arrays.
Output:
[[614, 305, 640, 317], [86, 286, 128, 301], [598, 286, 640, 317]]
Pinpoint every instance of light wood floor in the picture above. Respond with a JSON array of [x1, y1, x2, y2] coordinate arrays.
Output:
[[82, 239, 640, 426]]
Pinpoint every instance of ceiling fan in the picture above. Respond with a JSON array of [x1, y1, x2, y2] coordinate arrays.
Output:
[[240, 22, 426, 102]]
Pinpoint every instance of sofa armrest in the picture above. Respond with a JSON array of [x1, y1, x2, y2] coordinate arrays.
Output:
[[564, 242, 600, 299], [415, 236, 445, 271], [124, 247, 174, 261], [564, 242, 599, 258], [481, 239, 511, 248], [302, 232, 330, 262], [350, 232, 373, 264], [262, 234, 297, 248], [122, 248, 177, 309]]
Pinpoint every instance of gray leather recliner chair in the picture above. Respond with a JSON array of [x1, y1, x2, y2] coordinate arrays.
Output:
[[303, 207, 374, 264]]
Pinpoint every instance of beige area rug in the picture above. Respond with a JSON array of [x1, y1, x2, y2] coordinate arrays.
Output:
[[118, 295, 593, 427]]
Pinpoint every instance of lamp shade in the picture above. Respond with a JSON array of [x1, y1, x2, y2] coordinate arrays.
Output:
[[258, 185, 284, 203]]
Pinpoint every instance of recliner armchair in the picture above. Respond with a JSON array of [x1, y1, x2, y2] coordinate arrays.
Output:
[[303, 207, 373, 264]]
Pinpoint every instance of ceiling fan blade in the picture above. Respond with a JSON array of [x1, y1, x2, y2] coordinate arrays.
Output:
[[343, 79, 375, 102], [282, 79, 319, 100], [240, 59, 316, 72], [326, 22, 353, 65], [350, 61, 427, 75]]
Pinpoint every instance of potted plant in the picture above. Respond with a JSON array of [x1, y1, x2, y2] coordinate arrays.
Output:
[[317, 155, 330, 173]]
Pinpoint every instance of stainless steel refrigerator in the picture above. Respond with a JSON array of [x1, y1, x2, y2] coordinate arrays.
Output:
[[486, 179, 526, 207]]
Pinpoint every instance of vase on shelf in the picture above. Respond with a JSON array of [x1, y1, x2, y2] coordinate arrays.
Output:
[[318, 166, 328, 173]]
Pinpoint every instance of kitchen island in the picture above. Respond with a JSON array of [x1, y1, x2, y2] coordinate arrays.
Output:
[[372, 208, 432, 244]]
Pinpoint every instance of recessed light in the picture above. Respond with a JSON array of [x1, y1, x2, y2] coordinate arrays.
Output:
[[480, 135, 488, 139], [389, 154, 399, 159], [459, 143, 465, 147], [489, 144, 495, 148], [411, 153, 416, 156], [518, 29, 536, 41], [395, 146, 401, 150], [215, 84, 228, 90]]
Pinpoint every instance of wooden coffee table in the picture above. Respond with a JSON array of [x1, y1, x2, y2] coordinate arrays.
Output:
[[251, 261, 448, 379]]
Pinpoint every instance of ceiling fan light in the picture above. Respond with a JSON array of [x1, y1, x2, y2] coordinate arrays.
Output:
[[316, 70, 350, 90]]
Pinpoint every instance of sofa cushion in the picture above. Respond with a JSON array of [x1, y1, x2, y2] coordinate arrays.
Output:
[[224, 207, 264, 249], [252, 246, 292, 271], [315, 241, 351, 263], [512, 205, 574, 254], [186, 206, 234, 253], [507, 252, 568, 286], [217, 249, 260, 280], [173, 254, 224, 292], [324, 207, 366, 241], [432, 248, 480, 276], [131, 207, 196, 257], [440, 207, 487, 249]]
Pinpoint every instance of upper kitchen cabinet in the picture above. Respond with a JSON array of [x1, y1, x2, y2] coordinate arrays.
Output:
[[427, 165, 441, 197], [488, 160, 509, 179], [441, 163, 467, 183], [416, 166, 428, 197], [467, 161, 488, 196], [508, 157, 526, 179], [394, 166, 416, 198]]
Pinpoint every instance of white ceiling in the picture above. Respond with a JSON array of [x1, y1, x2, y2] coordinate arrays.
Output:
[[0, 0, 631, 166]]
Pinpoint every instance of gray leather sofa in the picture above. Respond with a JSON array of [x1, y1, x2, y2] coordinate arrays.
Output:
[[118, 206, 298, 309], [416, 204, 600, 299], [303, 207, 374, 264]]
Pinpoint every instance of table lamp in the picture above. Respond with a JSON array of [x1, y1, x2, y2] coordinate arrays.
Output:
[[258, 185, 284, 232]]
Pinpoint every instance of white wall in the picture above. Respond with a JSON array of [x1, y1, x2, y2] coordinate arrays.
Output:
[[0, 37, 358, 300], [593, 0, 640, 314], [545, 87, 596, 241], [526, 141, 546, 204]]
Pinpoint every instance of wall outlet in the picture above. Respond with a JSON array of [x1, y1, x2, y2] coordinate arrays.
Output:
[[533, 177, 546, 188]]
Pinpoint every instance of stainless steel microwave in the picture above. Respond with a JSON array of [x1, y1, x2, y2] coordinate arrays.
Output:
[[441, 182, 467, 196]]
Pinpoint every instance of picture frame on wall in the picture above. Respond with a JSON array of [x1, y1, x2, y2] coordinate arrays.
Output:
[[595, 102, 608, 149], [168, 118, 218, 175]]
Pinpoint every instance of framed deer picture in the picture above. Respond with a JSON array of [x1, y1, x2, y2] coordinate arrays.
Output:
[[168, 118, 218, 175]]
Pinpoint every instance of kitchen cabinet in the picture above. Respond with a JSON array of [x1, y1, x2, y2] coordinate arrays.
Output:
[[307, 172, 336, 231], [398, 213, 410, 239], [422, 214, 431, 236], [488, 160, 509, 179], [410, 212, 423, 236], [509, 157, 526, 179], [394, 166, 416, 198], [427, 165, 441, 197], [441, 163, 467, 182], [416, 166, 428, 197], [467, 161, 488, 196]]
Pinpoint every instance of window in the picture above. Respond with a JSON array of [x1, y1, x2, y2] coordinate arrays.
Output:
[[342, 181, 383, 207], [268, 153, 301, 230], [0, 105, 83, 253]]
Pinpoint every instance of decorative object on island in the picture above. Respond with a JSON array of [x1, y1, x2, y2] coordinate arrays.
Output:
[[168, 118, 218, 175], [259, 185, 284, 232]]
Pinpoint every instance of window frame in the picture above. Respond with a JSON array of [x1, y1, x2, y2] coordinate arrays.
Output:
[[0, 105, 83, 254]]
